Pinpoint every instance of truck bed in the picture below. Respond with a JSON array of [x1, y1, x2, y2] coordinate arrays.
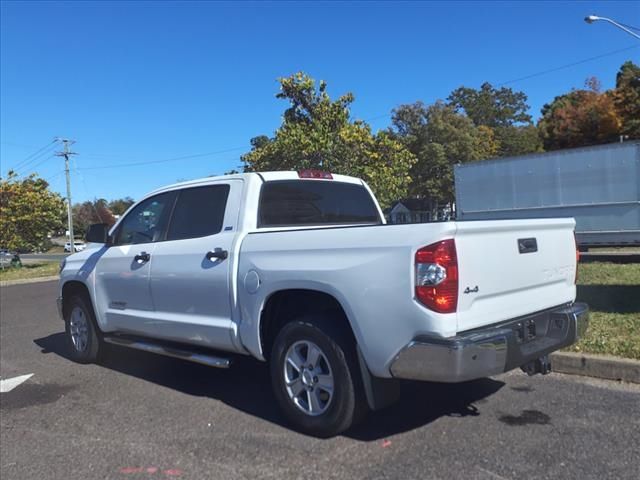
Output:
[[237, 218, 578, 377]]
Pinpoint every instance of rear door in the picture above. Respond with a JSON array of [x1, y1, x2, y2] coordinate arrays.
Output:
[[148, 180, 243, 351], [94, 191, 176, 335], [455, 218, 577, 332]]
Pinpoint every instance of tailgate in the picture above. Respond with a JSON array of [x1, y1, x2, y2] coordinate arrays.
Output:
[[455, 218, 577, 332]]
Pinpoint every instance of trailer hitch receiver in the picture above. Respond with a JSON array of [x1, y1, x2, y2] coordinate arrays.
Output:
[[520, 355, 552, 376]]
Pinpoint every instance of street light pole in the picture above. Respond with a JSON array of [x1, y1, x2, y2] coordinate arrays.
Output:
[[584, 15, 640, 40]]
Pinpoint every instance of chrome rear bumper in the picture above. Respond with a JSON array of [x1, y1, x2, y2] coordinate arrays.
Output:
[[390, 302, 589, 383]]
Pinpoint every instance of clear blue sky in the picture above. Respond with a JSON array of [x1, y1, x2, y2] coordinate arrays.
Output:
[[1, 0, 638, 202]]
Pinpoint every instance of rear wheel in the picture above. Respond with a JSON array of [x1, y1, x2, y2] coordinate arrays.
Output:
[[270, 314, 366, 437], [64, 295, 103, 364]]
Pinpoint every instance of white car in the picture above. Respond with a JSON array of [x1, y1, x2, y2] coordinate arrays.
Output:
[[64, 241, 86, 252], [58, 171, 588, 436]]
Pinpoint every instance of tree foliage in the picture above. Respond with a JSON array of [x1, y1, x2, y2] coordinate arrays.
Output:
[[612, 61, 640, 139], [108, 197, 135, 216], [72, 199, 117, 236], [538, 77, 621, 150], [239, 72, 416, 208], [447, 82, 542, 156], [493, 124, 543, 157], [0, 172, 65, 252], [390, 101, 499, 204], [447, 82, 532, 128]]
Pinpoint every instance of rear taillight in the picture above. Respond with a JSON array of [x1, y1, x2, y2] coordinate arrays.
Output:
[[298, 169, 333, 179], [415, 239, 458, 313], [574, 233, 580, 284]]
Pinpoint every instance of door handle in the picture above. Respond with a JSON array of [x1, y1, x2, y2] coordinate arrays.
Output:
[[206, 249, 228, 261], [518, 238, 538, 254], [134, 252, 151, 263]]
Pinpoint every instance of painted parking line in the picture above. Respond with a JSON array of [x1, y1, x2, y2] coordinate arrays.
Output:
[[0, 374, 34, 393]]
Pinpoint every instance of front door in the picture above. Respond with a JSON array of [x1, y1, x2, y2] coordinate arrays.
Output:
[[148, 181, 242, 351], [93, 191, 176, 336]]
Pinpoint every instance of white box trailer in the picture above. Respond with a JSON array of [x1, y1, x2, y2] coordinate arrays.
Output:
[[454, 141, 640, 247]]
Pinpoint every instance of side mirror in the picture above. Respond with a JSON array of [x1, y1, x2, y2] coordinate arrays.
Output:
[[85, 223, 110, 244]]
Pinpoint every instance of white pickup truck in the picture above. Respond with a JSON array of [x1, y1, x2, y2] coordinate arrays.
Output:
[[58, 170, 588, 436]]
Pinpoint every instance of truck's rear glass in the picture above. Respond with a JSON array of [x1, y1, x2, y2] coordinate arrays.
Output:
[[259, 180, 381, 227]]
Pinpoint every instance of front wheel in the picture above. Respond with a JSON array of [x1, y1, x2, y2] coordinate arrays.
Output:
[[270, 315, 365, 437], [64, 295, 103, 364]]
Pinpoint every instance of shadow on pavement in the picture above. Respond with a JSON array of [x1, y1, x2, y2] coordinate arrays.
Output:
[[34, 332, 504, 440]]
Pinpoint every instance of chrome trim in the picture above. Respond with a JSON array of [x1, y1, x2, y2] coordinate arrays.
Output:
[[390, 332, 508, 382], [390, 302, 589, 383], [103, 337, 231, 368]]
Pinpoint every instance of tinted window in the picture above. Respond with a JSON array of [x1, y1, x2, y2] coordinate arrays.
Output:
[[259, 180, 381, 227], [116, 192, 175, 245], [166, 185, 230, 240]]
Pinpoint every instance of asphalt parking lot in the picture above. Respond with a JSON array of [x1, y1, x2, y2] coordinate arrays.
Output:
[[1, 281, 639, 480]]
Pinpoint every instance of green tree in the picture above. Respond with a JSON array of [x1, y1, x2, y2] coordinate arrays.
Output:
[[494, 124, 543, 157], [448, 82, 532, 127], [537, 77, 621, 150], [447, 82, 542, 156], [240, 72, 416, 208], [390, 101, 499, 205], [108, 197, 135, 216], [0, 172, 65, 252], [613, 61, 640, 139]]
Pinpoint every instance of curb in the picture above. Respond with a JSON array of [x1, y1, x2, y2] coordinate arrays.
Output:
[[550, 351, 640, 384], [0, 276, 59, 287]]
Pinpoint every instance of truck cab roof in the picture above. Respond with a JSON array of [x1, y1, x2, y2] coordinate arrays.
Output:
[[148, 171, 364, 197]]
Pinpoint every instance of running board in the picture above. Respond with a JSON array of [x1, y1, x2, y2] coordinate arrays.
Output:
[[103, 337, 231, 368]]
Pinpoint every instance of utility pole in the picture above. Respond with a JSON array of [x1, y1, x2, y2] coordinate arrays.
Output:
[[55, 139, 77, 253]]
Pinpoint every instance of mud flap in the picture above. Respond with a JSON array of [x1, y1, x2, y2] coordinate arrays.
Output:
[[357, 347, 400, 411]]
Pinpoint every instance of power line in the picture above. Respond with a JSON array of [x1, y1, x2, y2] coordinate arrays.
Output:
[[0, 141, 38, 148], [619, 22, 640, 33], [13, 146, 57, 175], [43, 171, 65, 182], [9, 139, 54, 170], [364, 43, 639, 123], [15, 154, 56, 177], [496, 44, 639, 86], [75, 146, 246, 171], [9, 140, 57, 172], [15, 149, 56, 176]]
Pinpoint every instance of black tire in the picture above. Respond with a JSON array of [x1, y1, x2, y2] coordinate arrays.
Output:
[[270, 313, 366, 437], [64, 294, 103, 364]]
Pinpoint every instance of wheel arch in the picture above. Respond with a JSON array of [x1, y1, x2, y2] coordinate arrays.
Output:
[[258, 288, 360, 361], [61, 280, 99, 329]]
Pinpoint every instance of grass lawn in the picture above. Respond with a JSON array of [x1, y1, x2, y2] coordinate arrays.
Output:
[[567, 262, 640, 360], [0, 262, 59, 282]]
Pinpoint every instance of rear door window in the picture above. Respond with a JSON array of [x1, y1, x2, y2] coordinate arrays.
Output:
[[259, 180, 381, 227], [166, 184, 230, 241]]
